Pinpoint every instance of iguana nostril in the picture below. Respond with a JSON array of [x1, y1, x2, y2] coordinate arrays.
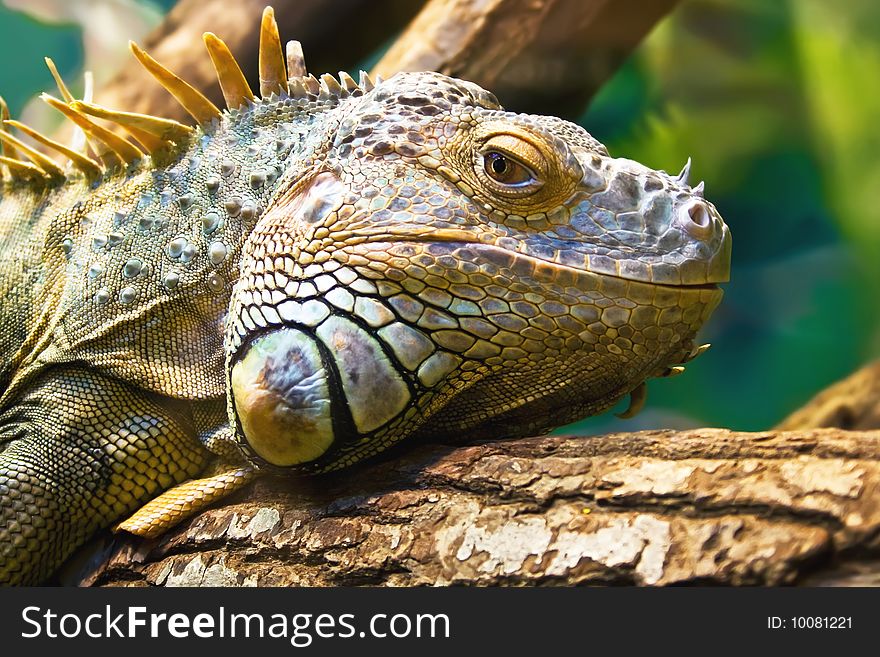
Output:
[[681, 199, 713, 238], [689, 202, 710, 227]]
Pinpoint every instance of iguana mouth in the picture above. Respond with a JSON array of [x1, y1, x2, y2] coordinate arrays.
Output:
[[351, 236, 726, 290]]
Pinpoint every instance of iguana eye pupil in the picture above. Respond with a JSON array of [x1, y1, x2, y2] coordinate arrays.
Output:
[[490, 153, 508, 174], [484, 151, 532, 185]]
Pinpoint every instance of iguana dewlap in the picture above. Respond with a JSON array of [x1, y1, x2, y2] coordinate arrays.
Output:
[[0, 7, 730, 585]]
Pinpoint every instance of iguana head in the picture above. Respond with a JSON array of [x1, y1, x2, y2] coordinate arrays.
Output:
[[227, 67, 731, 471]]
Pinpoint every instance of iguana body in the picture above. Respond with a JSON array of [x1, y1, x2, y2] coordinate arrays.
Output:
[[0, 8, 730, 585]]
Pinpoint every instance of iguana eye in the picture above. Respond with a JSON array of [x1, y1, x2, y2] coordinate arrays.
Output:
[[483, 151, 534, 186], [476, 133, 546, 197]]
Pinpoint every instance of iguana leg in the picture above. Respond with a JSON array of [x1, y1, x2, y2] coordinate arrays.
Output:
[[115, 418, 258, 538], [115, 461, 256, 538], [0, 366, 205, 585]]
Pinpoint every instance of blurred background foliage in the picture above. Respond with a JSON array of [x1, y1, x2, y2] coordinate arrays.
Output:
[[0, 0, 877, 432]]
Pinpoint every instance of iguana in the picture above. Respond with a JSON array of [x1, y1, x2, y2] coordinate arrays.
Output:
[[0, 7, 731, 585]]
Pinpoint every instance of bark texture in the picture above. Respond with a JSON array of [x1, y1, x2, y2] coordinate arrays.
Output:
[[69, 426, 880, 586]]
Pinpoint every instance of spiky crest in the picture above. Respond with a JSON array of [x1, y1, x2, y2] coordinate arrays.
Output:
[[3, 119, 102, 178], [259, 7, 286, 97], [0, 5, 380, 185]]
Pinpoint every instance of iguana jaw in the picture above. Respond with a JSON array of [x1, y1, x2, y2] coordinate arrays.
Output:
[[229, 238, 724, 471]]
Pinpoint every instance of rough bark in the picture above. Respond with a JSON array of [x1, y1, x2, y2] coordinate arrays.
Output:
[[67, 426, 880, 586]]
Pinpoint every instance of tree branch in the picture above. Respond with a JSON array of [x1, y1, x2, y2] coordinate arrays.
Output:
[[776, 361, 880, 432], [92, 0, 426, 123], [90, 0, 677, 124], [372, 0, 680, 117], [68, 427, 880, 586]]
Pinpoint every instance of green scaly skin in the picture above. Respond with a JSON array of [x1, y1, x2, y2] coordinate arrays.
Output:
[[0, 53, 730, 585]]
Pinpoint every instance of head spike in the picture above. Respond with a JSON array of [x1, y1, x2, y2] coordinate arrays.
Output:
[[0, 97, 20, 161], [71, 101, 194, 143], [259, 7, 286, 97], [288, 78, 308, 100], [358, 70, 375, 92], [319, 73, 343, 99], [0, 155, 47, 181], [676, 157, 692, 185], [70, 70, 95, 155], [339, 71, 359, 93], [302, 74, 320, 96], [0, 130, 64, 178], [75, 104, 170, 153], [44, 58, 75, 104], [693, 181, 705, 197], [82, 70, 94, 103], [4, 119, 102, 178], [129, 41, 221, 125], [203, 32, 255, 109], [118, 125, 166, 153], [285, 40, 307, 80], [42, 94, 142, 166]]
